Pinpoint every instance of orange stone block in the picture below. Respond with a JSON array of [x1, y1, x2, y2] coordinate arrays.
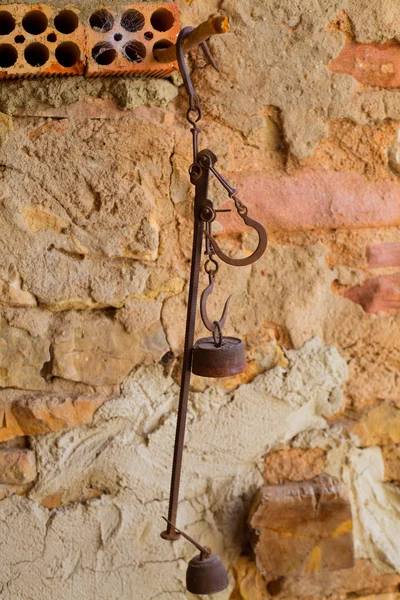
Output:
[[250, 478, 354, 579], [351, 403, 400, 447], [85, 3, 179, 77], [234, 558, 400, 599], [263, 448, 326, 485], [0, 448, 37, 484], [0, 5, 85, 78], [0, 393, 109, 442]]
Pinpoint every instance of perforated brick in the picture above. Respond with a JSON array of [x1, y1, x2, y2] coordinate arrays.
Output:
[[86, 3, 179, 77], [0, 5, 85, 78], [0, 3, 179, 79]]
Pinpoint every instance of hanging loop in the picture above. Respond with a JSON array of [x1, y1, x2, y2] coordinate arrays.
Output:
[[212, 321, 223, 347], [204, 257, 219, 276], [200, 276, 231, 333]]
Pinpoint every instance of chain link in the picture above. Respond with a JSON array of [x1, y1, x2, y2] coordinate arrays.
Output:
[[204, 257, 219, 277], [232, 193, 248, 216]]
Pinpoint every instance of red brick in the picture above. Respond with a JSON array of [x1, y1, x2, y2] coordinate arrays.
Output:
[[329, 41, 400, 88], [344, 272, 400, 313], [367, 243, 400, 268], [217, 169, 400, 233]]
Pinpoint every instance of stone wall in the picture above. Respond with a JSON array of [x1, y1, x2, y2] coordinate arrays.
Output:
[[0, 1, 400, 599]]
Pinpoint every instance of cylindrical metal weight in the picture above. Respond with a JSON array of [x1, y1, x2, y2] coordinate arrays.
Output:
[[186, 553, 229, 595], [191, 336, 246, 378]]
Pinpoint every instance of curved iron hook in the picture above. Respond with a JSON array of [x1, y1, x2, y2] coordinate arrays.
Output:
[[200, 277, 231, 333], [176, 27, 220, 125], [176, 27, 200, 117], [204, 212, 268, 267]]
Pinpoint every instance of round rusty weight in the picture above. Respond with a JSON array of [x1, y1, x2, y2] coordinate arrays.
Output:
[[192, 336, 246, 378], [186, 552, 229, 595]]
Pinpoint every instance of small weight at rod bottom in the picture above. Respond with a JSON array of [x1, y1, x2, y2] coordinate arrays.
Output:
[[192, 336, 246, 378], [186, 553, 229, 595]]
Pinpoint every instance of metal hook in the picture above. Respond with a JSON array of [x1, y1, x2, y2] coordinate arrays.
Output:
[[200, 41, 220, 72], [200, 276, 231, 333], [204, 212, 268, 267], [177, 27, 220, 125]]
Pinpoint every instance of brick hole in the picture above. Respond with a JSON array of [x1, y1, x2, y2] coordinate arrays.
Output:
[[123, 40, 146, 63], [0, 11, 16, 35], [54, 10, 79, 34], [114, 32, 123, 42], [150, 8, 174, 32], [89, 9, 114, 33], [153, 39, 173, 55], [144, 31, 154, 41], [47, 32, 57, 43], [92, 41, 116, 65], [55, 41, 80, 67], [24, 42, 49, 67], [22, 10, 48, 35], [0, 43, 17, 68], [14, 34, 25, 44], [121, 9, 145, 33]]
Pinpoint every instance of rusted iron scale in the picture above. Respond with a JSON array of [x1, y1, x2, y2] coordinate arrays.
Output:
[[161, 25, 268, 595]]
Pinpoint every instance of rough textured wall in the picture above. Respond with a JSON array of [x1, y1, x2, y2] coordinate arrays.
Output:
[[0, 1, 400, 599]]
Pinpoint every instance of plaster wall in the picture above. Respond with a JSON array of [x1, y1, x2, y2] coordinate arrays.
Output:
[[0, 1, 400, 599]]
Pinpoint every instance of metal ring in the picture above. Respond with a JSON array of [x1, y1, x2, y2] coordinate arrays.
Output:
[[200, 205, 216, 223], [189, 163, 202, 179], [212, 321, 223, 347], [204, 257, 219, 275], [237, 205, 248, 216], [186, 106, 202, 126]]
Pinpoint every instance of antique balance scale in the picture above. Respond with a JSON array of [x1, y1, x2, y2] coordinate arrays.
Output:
[[160, 24, 268, 595]]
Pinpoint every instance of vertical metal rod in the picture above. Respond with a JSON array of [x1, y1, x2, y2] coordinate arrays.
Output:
[[161, 163, 210, 540]]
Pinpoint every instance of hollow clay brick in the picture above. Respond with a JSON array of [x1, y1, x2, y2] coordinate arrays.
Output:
[[0, 4, 85, 78], [0, 3, 179, 78], [86, 3, 179, 77]]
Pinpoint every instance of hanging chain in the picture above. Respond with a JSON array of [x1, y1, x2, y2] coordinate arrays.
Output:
[[183, 49, 226, 348], [179, 35, 266, 343], [203, 220, 223, 346]]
